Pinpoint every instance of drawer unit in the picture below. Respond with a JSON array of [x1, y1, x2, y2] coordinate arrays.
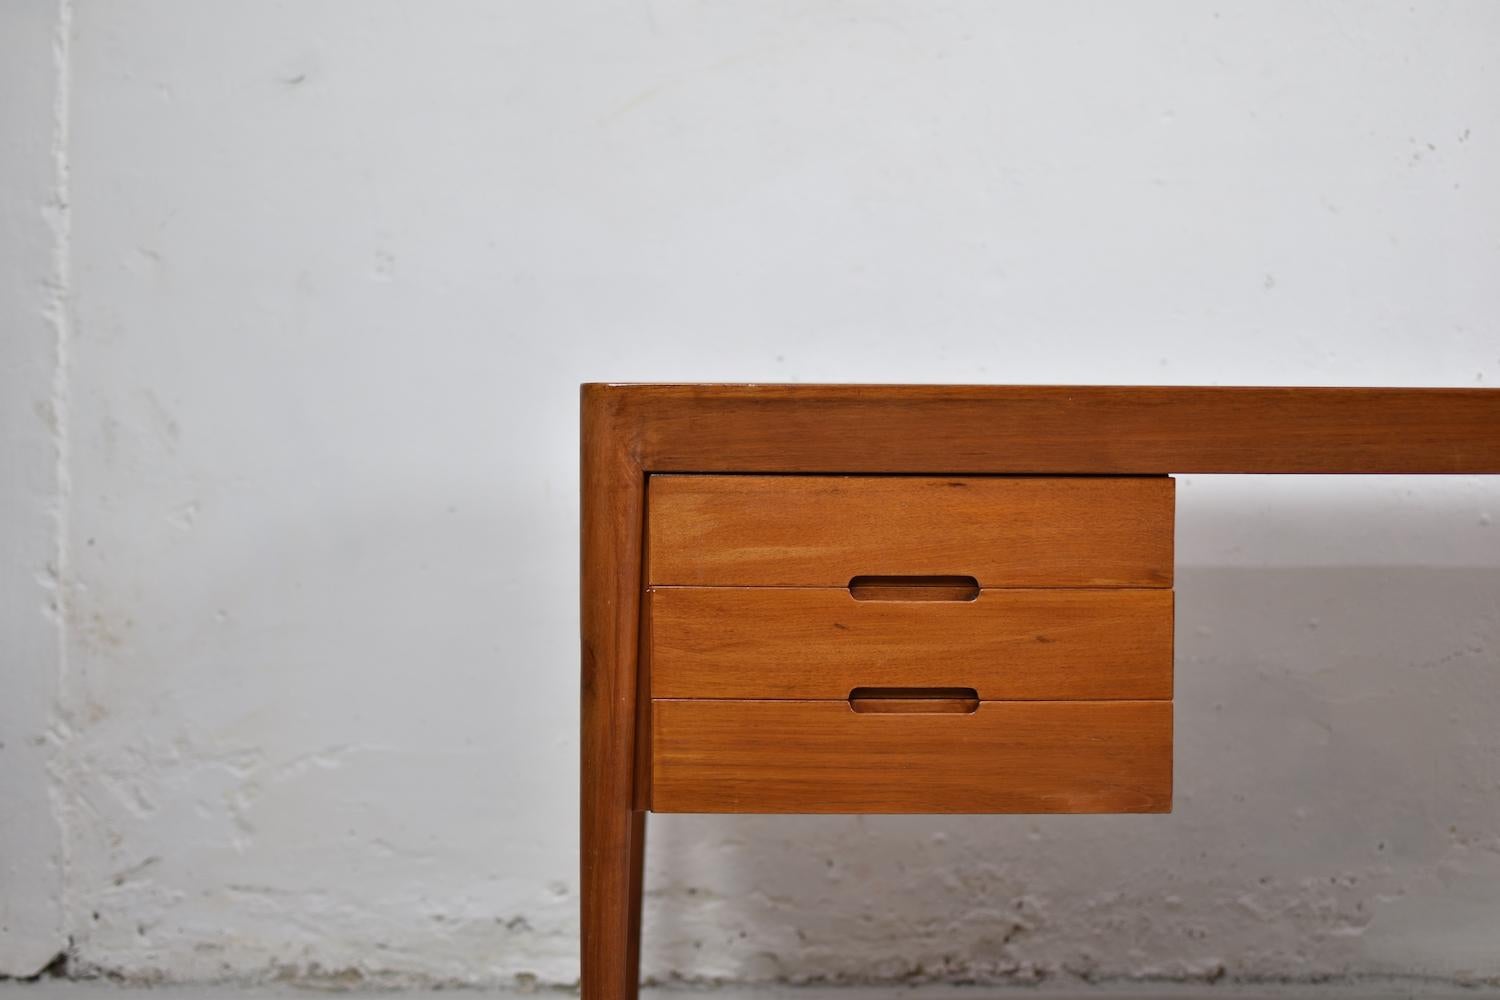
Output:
[[643, 474, 1176, 815]]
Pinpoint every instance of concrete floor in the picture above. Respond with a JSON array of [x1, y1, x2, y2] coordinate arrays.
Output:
[[3, 984, 1500, 1000]]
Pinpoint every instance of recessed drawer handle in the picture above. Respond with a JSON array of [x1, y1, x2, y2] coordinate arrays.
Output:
[[848, 687, 980, 714], [848, 575, 979, 602]]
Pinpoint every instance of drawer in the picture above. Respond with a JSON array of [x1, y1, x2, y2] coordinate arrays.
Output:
[[649, 587, 1173, 700], [647, 475, 1174, 588], [650, 699, 1172, 813]]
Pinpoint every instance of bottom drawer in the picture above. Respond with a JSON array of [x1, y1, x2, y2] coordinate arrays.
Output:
[[650, 699, 1172, 814]]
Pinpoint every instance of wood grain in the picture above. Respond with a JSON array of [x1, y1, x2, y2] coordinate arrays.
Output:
[[649, 587, 1173, 701], [647, 475, 1175, 588], [651, 699, 1172, 814], [579, 387, 647, 1000], [595, 383, 1500, 475]]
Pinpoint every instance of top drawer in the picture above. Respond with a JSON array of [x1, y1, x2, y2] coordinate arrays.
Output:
[[647, 475, 1174, 588]]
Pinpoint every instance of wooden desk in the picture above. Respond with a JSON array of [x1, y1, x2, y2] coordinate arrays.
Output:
[[580, 384, 1500, 1000]]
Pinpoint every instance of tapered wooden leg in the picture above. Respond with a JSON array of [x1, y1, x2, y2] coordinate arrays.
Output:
[[580, 799, 645, 1000], [581, 386, 648, 1000]]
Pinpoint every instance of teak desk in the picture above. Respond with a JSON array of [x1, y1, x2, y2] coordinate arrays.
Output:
[[580, 383, 1500, 1000]]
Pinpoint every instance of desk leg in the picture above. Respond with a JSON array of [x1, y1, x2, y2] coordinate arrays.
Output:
[[581, 798, 646, 1000], [581, 387, 647, 1000]]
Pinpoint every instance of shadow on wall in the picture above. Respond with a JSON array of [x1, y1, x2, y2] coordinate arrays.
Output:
[[642, 561, 1500, 985]]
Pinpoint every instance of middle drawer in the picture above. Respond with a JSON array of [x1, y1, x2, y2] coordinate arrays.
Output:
[[649, 586, 1173, 701]]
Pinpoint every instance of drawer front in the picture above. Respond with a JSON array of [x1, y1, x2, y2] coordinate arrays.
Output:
[[651, 699, 1172, 813], [647, 475, 1174, 588], [650, 587, 1173, 701]]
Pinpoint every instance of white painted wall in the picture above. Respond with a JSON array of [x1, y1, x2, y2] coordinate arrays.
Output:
[[2, 0, 1498, 988], [0, 0, 68, 975]]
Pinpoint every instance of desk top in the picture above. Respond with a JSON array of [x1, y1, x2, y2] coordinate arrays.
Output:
[[582, 383, 1500, 474]]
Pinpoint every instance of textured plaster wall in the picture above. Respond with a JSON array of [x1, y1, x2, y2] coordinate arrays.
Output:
[[2, 0, 1499, 988], [0, 0, 68, 976]]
